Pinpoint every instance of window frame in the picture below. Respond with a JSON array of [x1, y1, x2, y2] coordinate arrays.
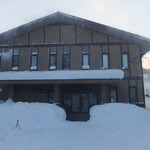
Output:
[[12, 49, 19, 71], [62, 52, 70, 70], [82, 52, 90, 70], [102, 53, 109, 69], [129, 86, 138, 104], [30, 50, 38, 71], [49, 53, 57, 70], [122, 53, 129, 70]]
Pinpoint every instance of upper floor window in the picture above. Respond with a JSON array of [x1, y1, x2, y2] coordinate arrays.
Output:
[[49, 52, 57, 70], [82, 52, 90, 69], [102, 54, 109, 69], [30, 49, 37, 70], [63, 48, 70, 70], [122, 54, 129, 69], [129, 86, 137, 104], [12, 49, 19, 71]]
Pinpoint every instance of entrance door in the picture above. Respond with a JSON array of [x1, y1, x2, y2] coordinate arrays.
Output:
[[63, 91, 98, 121]]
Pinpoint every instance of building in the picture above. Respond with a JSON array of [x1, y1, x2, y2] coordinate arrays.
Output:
[[0, 12, 150, 121]]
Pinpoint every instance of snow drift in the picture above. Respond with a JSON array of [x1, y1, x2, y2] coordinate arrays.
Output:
[[0, 100, 150, 150], [0, 99, 66, 130]]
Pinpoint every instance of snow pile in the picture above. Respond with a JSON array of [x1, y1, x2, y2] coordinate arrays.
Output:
[[0, 101, 150, 150], [0, 69, 124, 80], [0, 99, 66, 130]]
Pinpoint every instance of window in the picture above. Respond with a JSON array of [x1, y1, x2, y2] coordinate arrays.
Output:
[[12, 49, 19, 71], [82, 53, 90, 69], [102, 54, 109, 69], [49, 52, 56, 70], [30, 51, 37, 70], [63, 53, 70, 70], [129, 86, 137, 104], [122, 54, 129, 69], [110, 86, 117, 103]]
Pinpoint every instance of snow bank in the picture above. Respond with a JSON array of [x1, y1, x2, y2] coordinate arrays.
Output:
[[0, 101, 150, 150], [0, 69, 124, 80], [0, 100, 66, 130], [89, 103, 150, 131]]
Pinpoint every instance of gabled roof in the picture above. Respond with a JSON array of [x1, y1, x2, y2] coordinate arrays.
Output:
[[0, 11, 150, 47]]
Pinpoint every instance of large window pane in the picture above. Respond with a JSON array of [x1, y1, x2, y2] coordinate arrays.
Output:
[[122, 54, 128, 69], [63, 54, 70, 70], [102, 54, 109, 69], [82, 54, 90, 69], [50, 54, 56, 69]]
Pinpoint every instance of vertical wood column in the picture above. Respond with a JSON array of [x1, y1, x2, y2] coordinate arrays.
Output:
[[8, 85, 14, 100], [54, 84, 60, 104]]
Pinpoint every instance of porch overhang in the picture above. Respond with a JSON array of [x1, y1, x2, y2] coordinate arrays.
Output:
[[0, 69, 124, 84]]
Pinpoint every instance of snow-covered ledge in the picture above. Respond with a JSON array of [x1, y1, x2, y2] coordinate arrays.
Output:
[[0, 69, 124, 81]]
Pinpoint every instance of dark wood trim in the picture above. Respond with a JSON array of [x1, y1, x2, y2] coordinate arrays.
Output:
[[43, 26, 46, 43], [59, 25, 61, 43], [28, 32, 30, 45], [127, 45, 131, 77], [0, 42, 137, 48], [139, 45, 145, 107], [91, 30, 93, 43], [123, 76, 142, 80], [74, 26, 77, 43]]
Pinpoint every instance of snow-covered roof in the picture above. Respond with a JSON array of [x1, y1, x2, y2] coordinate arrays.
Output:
[[0, 69, 124, 81]]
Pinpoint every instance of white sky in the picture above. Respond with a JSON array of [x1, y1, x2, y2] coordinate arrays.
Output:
[[0, 0, 150, 68]]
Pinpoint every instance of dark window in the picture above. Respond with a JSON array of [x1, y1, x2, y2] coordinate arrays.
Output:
[[82, 53, 90, 69], [49, 54, 56, 70], [122, 54, 129, 69], [12, 49, 19, 70], [129, 86, 137, 104], [102, 54, 109, 69], [110, 86, 117, 103], [30, 52, 37, 70], [63, 53, 70, 70]]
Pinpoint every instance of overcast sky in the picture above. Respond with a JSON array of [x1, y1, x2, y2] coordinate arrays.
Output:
[[0, 0, 150, 38], [0, 0, 150, 68]]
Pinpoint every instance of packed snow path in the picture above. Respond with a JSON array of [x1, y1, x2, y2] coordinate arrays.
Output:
[[0, 100, 150, 150]]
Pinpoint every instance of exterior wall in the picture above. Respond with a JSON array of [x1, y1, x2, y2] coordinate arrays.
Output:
[[0, 23, 145, 106]]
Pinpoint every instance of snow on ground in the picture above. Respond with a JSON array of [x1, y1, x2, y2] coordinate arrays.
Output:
[[0, 100, 150, 150]]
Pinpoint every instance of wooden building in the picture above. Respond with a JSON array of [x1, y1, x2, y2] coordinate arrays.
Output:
[[0, 12, 150, 121]]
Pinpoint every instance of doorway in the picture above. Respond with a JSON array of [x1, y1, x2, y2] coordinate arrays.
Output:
[[63, 90, 98, 121]]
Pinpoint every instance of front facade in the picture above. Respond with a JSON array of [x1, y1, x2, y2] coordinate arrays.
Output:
[[0, 12, 149, 121]]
